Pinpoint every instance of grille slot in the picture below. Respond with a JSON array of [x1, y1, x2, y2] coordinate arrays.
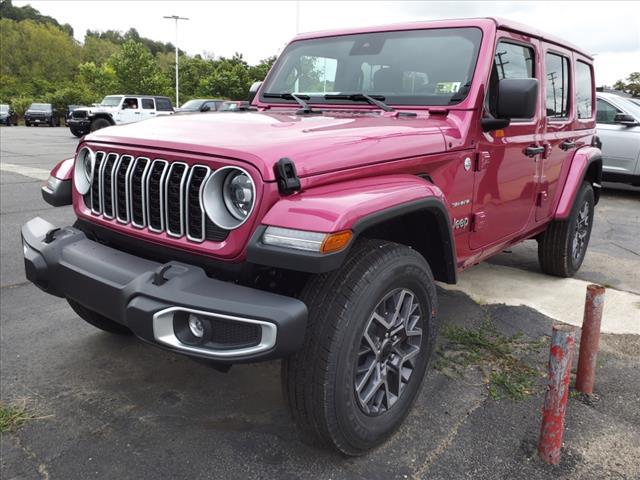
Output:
[[185, 166, 210, 242], [115, 155, 134, 223], [86, 153, 230, 243], [90, 152, 105, 213], [101, 153, 119, 219], [165, 162, 188, 237], [146, 160, 169, 232]]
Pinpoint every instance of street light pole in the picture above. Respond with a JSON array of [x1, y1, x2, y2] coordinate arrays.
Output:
[[163, 15, 189, 107]]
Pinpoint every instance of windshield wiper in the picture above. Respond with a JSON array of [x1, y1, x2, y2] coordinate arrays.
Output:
[[323, 93, 394, 112], [262, 92, 315, 114]]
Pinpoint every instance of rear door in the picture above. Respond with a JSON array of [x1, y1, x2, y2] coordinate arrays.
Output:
[[470, 34, 542, 250], [536, 44, 574, 221], [140, 97, 156, 120]]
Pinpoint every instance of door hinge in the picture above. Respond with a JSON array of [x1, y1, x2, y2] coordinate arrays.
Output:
[[471, 212, 487, 232], [475, 151, 491, 171]]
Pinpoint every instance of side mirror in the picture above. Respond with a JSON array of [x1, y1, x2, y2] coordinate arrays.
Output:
[[614, 113, 638, 126], [248, 81, 262, 103], [482, 78, 538, 131], [496, 78, 538, 119]]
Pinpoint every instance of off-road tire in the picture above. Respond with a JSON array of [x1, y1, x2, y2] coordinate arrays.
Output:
[[538, 181, 594, 277], [70, 127, 83, 138], [90, 118, 111, 132], [67, 299, 132, 335], [282, 239, 439, 455]]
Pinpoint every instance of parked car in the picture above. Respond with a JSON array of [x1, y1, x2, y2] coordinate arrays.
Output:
[[23, 18, 601, 455], [175, 98, 225, 114], [67, 95, 174, 137], [64, 105, 84, 127], [218, 100, 248, 112], [596, 92, 640, 186], [0, 104, 18, 126], [24, 103, 59, 127]]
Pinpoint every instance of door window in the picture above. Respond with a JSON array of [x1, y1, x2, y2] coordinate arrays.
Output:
[[141, 98, 155, 109], [596, 98, 621, 124], [487, 41, 535, 118], [123, 98, 139, 109], [545, 53, 570, 119], [575, 61, 594, 119], [155, 98, 173, 111]]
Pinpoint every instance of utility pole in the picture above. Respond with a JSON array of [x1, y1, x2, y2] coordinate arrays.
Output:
[[163, 15, 189, 107]]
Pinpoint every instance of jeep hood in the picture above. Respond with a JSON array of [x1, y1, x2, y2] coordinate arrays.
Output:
[[86, 111, 449, 181]]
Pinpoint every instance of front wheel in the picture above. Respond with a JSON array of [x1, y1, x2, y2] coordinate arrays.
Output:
[[538, 181, 595, 277], [282, 239, 438, 455], [70, 127, 83, 138], [90, 118, 111, 132]]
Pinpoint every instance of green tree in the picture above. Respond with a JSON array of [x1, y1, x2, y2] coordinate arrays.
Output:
[[625, 72, 640, 97], [107, 40, 170, 95], [0, 0, 73, 36], [81, 35, 119, 65], [76, 62, 119, 97]]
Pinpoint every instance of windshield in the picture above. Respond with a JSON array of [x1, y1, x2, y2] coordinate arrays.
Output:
[[100, 96, 123, 107], [262, 27, 482, 107], [0, 105, 8, 113], [617, 97, 640, 119], [29, 103, 51, 111], [180, 99, 204, 110]]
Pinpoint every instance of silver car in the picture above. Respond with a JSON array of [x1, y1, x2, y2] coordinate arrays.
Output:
[[596, 92, 640, 186]]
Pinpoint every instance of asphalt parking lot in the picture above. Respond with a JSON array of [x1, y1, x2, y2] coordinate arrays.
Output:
[[1, 126, 639, 479]]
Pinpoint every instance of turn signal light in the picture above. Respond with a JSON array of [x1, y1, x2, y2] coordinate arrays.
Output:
[[320, 230, 353, 254]]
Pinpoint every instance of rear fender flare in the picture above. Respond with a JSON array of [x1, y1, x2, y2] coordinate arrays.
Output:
[[554, 147, 602, 220]]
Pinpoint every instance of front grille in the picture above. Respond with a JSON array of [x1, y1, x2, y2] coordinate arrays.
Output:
[[72, 110, 88, 119], [87, 151, 228, 243]]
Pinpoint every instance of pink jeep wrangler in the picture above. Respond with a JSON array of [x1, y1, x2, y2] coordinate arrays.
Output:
[[23, 18, 601, 454]]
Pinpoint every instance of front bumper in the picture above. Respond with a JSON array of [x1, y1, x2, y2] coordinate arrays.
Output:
[[22, 217, 308, 363], [67, 118, 90, 131], [25, 115, 50, 124]]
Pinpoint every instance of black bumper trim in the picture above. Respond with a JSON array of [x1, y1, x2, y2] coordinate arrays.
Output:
[[22, 217, 308, 363], [41, 177, 72, 207]]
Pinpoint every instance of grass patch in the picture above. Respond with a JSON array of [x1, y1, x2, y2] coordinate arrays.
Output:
[[0, 400, 39, 433], [434, 316, 547, 401]]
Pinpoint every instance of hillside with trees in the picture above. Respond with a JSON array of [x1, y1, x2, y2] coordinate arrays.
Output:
[[0, 0, 276, 116]]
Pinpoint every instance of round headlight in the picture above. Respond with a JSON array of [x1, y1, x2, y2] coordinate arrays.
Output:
[[201, 166, 256, 230], [73, 146, 95, 194]]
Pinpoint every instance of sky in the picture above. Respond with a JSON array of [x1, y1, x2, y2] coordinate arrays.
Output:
[[14, 0, 640, 86]]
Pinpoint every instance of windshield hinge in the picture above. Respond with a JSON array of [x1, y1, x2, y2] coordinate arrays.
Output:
[[274, 158, 301, 195]]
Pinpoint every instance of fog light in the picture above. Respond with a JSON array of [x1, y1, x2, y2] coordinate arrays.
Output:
[[188, 314, 205, 338]]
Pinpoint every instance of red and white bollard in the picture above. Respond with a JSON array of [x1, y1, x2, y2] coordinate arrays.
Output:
[[538, 324, 576, 465], [575, 284, 606, 395]]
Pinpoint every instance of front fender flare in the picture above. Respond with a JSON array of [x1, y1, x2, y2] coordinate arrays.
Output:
[[248, 175, 456, 281]]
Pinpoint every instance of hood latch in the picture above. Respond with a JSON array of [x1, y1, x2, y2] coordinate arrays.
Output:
[[274, 158, 301, 195]]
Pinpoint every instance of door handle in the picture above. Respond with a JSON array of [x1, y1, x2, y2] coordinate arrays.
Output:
[[149, 112, 156, 115], [524, 145, 545, 157], [560, 140, 577, 151]]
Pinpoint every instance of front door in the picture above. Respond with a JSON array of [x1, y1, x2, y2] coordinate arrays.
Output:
[[470, 35, 542, 250], [117, 97, 141, 124]]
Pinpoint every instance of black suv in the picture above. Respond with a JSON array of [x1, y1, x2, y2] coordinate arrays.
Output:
[[175, 98, 225, 114], [25, 103, 59, 127], [0, 104, 18, 126]]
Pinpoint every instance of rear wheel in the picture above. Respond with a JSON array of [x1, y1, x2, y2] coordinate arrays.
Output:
[[67, 299, 132, 335], [282, 239, 438, 455], [90, 118, 111, 132], [538, 181, 594, 277]]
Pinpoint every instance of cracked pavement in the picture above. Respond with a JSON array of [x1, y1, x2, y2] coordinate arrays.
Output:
[[1, 127, 639, 479]]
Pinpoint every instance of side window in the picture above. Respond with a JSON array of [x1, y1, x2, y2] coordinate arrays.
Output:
[[155, 98, 173, 111], [202, 102, 215, 111], [487, 41, 535, 117], [575, 61, 594, 119], [123, 97, 139, 109], [141, 98, 155, 109], [596, 98, 621, 124], [545, 52, 570, 119]]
